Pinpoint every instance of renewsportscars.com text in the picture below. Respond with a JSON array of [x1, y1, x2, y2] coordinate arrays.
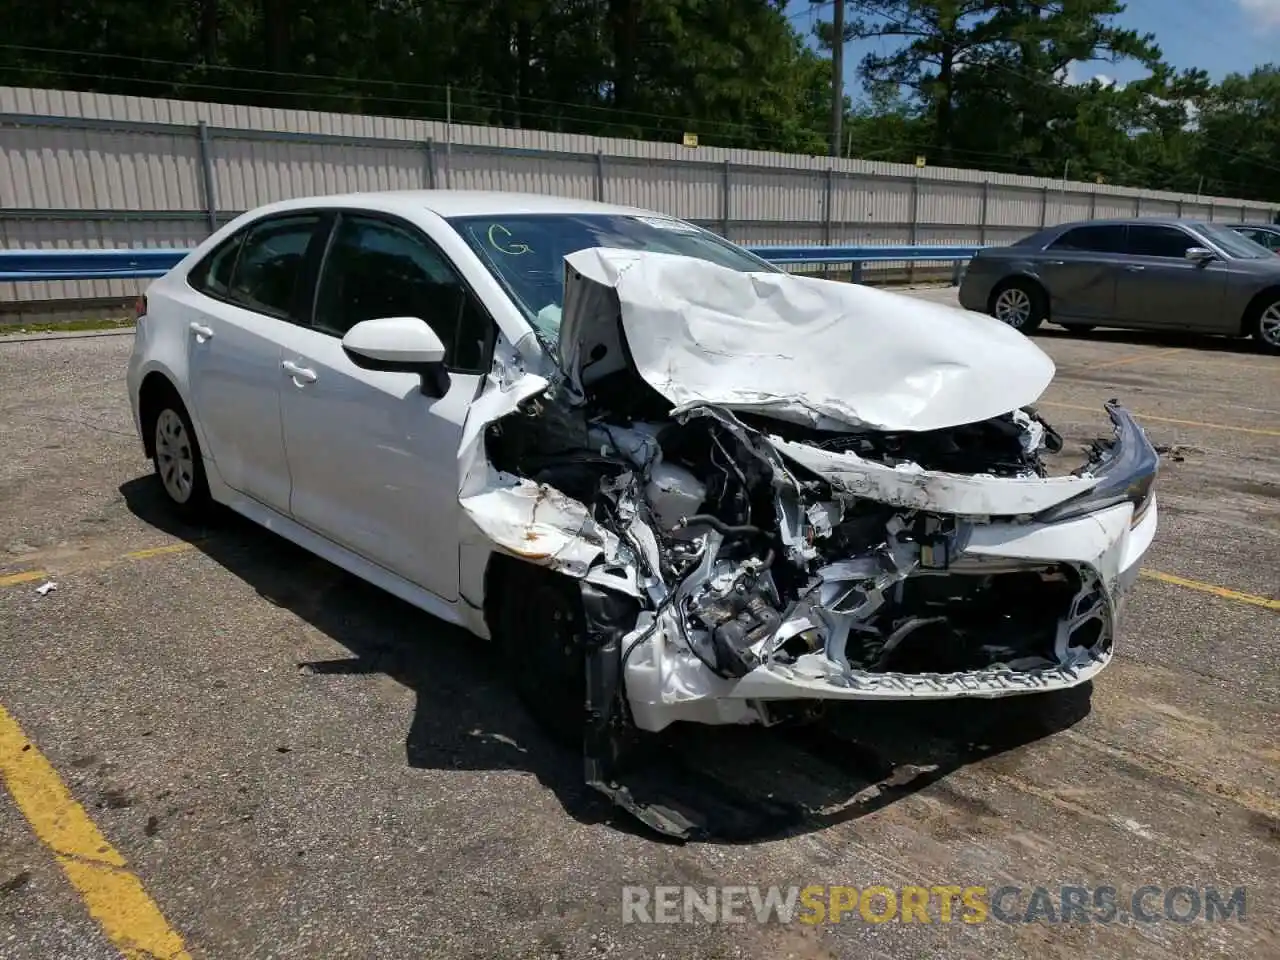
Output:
[[620, 885, 1247, 925]]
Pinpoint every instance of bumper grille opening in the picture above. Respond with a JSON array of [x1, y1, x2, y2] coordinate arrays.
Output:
[[849, 564, 1085, 674]]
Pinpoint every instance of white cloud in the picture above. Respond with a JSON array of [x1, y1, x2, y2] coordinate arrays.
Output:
[[1238, 0, 1280, 29], [1055, 62, 1122, 89]]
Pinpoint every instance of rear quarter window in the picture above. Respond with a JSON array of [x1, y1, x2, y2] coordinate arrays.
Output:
[[187, 234, 243, 298]]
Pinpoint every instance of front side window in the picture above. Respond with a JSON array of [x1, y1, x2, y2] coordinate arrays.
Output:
[[1049, 225, 1127, 253], [1125, 225, 1198, 259], [313, 214, 492, 372], [228, 214, 324, 318], [447, 213, 777, 342]]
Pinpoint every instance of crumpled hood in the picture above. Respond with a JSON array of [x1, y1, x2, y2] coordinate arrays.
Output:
[[560, 247, 1056, 432]]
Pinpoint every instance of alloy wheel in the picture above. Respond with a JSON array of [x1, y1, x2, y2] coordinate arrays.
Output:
[[994, 287, 1033, 328], [1259, 301, 1280, 348]]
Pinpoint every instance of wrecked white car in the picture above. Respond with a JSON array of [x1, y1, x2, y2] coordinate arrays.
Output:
[[128, 192, 1158, 838]]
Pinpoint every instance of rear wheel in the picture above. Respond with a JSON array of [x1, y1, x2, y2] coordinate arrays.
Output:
[[1252, 298, 1280, 355], [149, 398, 212, 520], [989, 279, 1046, 334]]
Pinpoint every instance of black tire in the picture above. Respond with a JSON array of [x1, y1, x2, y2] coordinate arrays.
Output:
[[988, 279, 1047, 334], [147, 394, 212, 521], [1249, 296, 1280, 355], [495, 563, 587, 744]]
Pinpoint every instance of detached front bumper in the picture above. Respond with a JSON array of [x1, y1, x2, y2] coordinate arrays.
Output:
[[624, 497, 1156, 729]]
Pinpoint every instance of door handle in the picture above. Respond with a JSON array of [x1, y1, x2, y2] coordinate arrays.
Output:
[[281, 360, 318, 384], [1125, 265, 1145, 272], [189, 322, 214, 340]]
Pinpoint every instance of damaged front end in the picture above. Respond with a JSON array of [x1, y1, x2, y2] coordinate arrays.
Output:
[[458, 248, 1159, 837]]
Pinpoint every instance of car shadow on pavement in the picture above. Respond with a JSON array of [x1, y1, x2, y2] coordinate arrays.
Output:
[[121, 476, 1092, 845], [1036, 325, 1270, 356]]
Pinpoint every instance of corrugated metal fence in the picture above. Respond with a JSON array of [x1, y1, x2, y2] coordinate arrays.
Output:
[[2, 85, 1277, 320]]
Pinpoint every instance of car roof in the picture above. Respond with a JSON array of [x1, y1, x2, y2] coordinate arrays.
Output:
[[240, 189, 662, 221], [1046, 217, 1220, 231]]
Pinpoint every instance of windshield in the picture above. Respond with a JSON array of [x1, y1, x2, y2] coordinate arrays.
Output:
[[1198, 223, 1273, 259], [448, 213, 777, 341]]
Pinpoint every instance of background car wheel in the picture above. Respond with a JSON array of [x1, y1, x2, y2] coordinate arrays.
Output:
[[495, 562, 587, 744], [1251, 297, 1280, 354], [989, 280, 1046, 333], [148, 396, 212, 520]]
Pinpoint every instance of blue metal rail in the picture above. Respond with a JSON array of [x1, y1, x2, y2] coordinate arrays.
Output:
[[0, 244, 983, 283]]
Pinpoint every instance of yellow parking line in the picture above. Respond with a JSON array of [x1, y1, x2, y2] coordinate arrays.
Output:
[[1141, 569, 1280, 612], [122, 543, 197, 561], [0, 569, 49, 587], [0, 703, 192, 960], [0, 542, 199, 590], [1041, 401, 1280, 437], [1093, 347, 1186, 370]]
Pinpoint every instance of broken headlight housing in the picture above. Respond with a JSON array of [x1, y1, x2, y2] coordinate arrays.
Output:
[[1034, 401, 1158, 526]]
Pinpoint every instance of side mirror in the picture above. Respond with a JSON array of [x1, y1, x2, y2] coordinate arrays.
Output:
[[1184, 246, 1216, 265], [342, 316, 450, 398]]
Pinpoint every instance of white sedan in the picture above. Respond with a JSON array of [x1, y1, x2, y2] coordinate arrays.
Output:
[[128, 190, 1159, 836]]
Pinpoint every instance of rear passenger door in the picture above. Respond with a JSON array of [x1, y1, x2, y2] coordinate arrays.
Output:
[[275, 211, 496, 602], [1113, 224, 1230, 332], [1041, 224, 1125, 324], [184, 212, 328, 513]]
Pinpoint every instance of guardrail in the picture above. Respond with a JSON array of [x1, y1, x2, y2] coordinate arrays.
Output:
[[750, 244, 982, 284], [0, 244, 983, 284], [0, 249, 186, 282]]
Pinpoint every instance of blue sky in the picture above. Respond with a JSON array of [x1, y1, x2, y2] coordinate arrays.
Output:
[[782, 0, 1280, 96]]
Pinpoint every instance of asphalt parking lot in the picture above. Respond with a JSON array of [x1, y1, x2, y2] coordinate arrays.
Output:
[[1, 295, 1277, 959]]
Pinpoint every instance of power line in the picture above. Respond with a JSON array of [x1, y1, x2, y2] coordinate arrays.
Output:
[[786, 1, 834, 23], [0, 44, 1035, 170], [0, 59, 1055, 174], [0, 43, 798, 139], [2, 24, 1273, 194]]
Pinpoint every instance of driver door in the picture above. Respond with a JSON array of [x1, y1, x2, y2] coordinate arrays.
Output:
[[1113, 224, 1229, 331], [276, 211, 495, 601]]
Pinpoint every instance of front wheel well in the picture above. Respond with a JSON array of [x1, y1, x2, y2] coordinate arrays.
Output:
[[138, 372, 183, 459], [1241, 285, 1280, 336], [482, 552, 557, 641]]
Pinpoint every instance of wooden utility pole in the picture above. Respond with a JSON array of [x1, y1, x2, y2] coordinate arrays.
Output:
[[830, 0, 844, 157]]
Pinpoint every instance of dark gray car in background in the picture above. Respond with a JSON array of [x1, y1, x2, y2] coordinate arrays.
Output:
[[958, 218, 1280, 354], [1234, 223, 1280, 252]]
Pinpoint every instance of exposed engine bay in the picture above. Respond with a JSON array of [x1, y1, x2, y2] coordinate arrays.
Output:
[[460, 247, 1159, 838]]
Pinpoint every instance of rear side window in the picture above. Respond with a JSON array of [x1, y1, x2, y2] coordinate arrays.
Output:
[[1049, 225, 1127, 253], [187, 214, 324, 320], [229, 215, 324, 319], [313, 214, 493, 372], [1126, 225, 1197, 259]]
